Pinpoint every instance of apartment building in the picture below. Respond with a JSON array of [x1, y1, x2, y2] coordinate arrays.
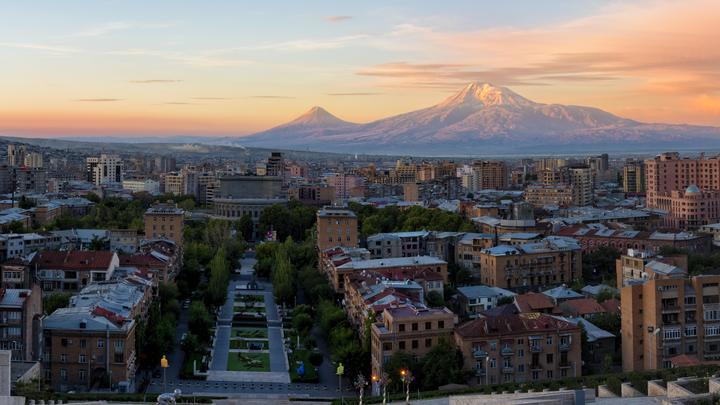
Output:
[[370, 305, 455, 377], [316, 206, 358, 251], [524, 184, 575, 207], [0, 285, 42, 361], [477, 237, 582, 290], [623, 160, 645, 194], [327, 255, 447, 293], [366, 231, 429, 258], [555, 225, 712, 255], [33, 251, 120, 293], [42, 307, 137, 392], [454, 313, 582, 385], [143, 203, 184, 248], [86, 154, 123, 186], [615, 249, 688, 288], [467, 160, 508, 191], [621, 273, 720, 372]]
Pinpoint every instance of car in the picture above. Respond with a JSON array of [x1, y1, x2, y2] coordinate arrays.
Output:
[[182, 299, 191, 309], [181, 332, 187, 343]]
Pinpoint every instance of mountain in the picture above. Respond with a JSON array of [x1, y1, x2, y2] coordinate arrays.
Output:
[[229, 82, 720, 155]]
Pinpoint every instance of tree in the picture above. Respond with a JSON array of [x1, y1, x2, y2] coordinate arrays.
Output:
[[7, 220, 25, 234], [181, 333, 200, 355], [237, 214, 254, 241], [292, 313, 313, 337], [420, 339, 465, 390], [425, 291, 444, 307], [44, 292, 71, 314], [18, 195, 35, 209], [207, 247, 229, 307], [596, 288, 619, 303], [383, 351, 418, 392], [177, 198, 196, 212], [188, 301, 213, 344]]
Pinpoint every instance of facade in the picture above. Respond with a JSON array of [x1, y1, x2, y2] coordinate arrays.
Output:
[[42, 307, 137, 392], [316, 206, 358, 251], [623, 160, 645, 194], [524, 184, 574, 207], [143, 203, 184, 248], [23, 152, 44, 169], [14, 167, 47, 193], [288, 184, 335, 207], [33, 250, 120, 293], [555, 225, 712, 255], [466, 161, 508, 191], [109, 229, 140, 254], [122, 179, 160, 195], [477, 237, 582, 290], [366, 231, 429, 259], [370, 306, 455, 377], [456, 285, 516, 319], [212, 176, 286, 239], [7, 145, 26, 167], [0, 285, 42, 361], [615, 249, 687, 288], [86, 155, 123, 186], [454, 313, 582, 385], [621, 273, 720, 372], [652, 186, 720, 229]]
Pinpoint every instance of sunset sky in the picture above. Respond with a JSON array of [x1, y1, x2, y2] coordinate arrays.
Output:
[[2, 0, 720, 137]]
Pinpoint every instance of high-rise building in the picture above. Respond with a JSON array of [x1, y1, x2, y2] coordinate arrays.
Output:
[[23, 152, 43, 168], [86, 154, 123, 186], [266, 152, 284, 177], [564, 165, 594, 207], [316, 206, 358, 251], [468, 160, 508, 191], [14, 167, 47, 193], [7, 145, 26, 167], [623, 160, 645, 194], [154, 156, 177, 173]]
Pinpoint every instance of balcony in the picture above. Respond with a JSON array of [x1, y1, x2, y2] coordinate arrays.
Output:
[[474, 367, 486, 377], [501, 347, 514, 356], [530, 345, 542, 353], [502, 366, 514, 374], [558, 343, 571, 352], [661, 305, 680, 314], [530, 363, 542, 370], [473, 349, 489, 359], [559, 362, 572, 368]]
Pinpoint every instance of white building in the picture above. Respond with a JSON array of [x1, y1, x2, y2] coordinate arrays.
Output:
[[86, 154, 124, 186], [122, 178, 160, 195]]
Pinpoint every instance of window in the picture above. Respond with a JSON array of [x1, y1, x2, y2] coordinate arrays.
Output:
[[489, 358, 496, 368], [79, 370, 87, 382], [411, 323, 418, 331], [425, 322, 432, 330], [706, 325, 720, 336], [546, 353, 554, 364], [518, 349, 524, 358], [60, 369, 67, 381], [399, 324, 405, 332], [411, 340, 419, 349], [547, 370, 553, 379], [518, 364, 525, 372], [490, 341, 497, 351], [97, 339, 104, 349], [60, 354, 67, 363], [425, 338, 432, 348], [399, 341, 406, 350], [80, 339, 86, 348], [438, 321, 445, 329], [546, 336, 553, 345], [685, 325, 697, 337], [532, 371, 539, 380]]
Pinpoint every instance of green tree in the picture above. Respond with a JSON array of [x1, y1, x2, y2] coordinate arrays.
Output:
[[237, 214, 254, 241], [383, 351, 419, 392], [420, 339, 465, 390], [207, 247, 229, 307], [44, 292, 71, 314], [7, 220, 25, 234], [292, 313, 313, 337], [188, 301, 213, 344], [425, 291, 444, 307]]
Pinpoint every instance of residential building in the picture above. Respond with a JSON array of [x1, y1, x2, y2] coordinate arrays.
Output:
[[620, 273, 720, 372], [370, 305, 455, 377], [7, 145, 26, 168], [122, 178, 160, 195], [477, 237, 582, 290], [524, 184, 575, 207], [23, 153, 44, 169], [454, 313, 582, 385], [456, 285, 516, 319], [86, 155, 123, 186], [143, 203, 184, 248], [466, 161, 508, 191], [33, 251, 120, 293], [42, 307, 136, 392], [366, 231, 429, 259], [14, 167, 46, 193], [109, 229, 141, 254], [288, 184, 335, 207], [0, 285, 42, 361], [316, 206, 358, 251], [615, 249, 688, 288], [651, 185, 720, 229], [555, 224, 712, 255], [623, 160, 645, 194]]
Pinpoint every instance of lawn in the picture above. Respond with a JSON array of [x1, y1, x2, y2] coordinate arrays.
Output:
[[226, 352, 270, 372], [234, 294, 264, 303], [289, 349, 319, 383], [180, 351, 207, 380], [233, 306, 265, 314], [232, 327, 268, 339], [229, 339, 267, 350]]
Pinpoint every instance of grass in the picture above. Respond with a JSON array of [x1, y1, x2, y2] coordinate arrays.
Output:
[[233, 306, 265, 314], [289, 349, 319, 383], [234, 294, 264, 303], [232, 327, 268, 339], [180, 351, 206, 379], [229, 339, 267, 350], [226, 352, 270, 372]]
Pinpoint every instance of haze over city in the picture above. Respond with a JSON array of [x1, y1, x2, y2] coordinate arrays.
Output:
[[2, 0, 720, 139]]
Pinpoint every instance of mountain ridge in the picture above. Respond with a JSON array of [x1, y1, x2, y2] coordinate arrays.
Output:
[[225, 82, 720, 154]]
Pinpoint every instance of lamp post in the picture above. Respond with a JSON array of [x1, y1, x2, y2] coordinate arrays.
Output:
[[354, 374, 368, 405], [336, 362, 345, 404], [160, 355, 169, 393], [372, 373, 390, 405], [400, 369, 413, 404]]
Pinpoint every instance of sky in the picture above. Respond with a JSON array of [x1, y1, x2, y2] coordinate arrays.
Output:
[[1, 0, 720, 137]]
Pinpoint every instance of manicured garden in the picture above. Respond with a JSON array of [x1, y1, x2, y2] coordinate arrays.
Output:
[[229, 339, 267, 350], [226, 352, 270, 371], [289, 349, 323, 383], [232, 327, 268, 339]]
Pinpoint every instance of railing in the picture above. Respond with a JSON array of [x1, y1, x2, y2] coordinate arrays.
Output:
[[502, 366, 514, 374], [501, 347, 514, 356], [558, 343, 571, 352], [530, 345, 542, 353]]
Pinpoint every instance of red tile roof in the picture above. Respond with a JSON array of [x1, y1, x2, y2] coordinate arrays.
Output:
[[35, 251, 115, 270], [514, 292, 556, 313], [560, 298, 607, 317], [600, 298, 620, 315], [455, 312, 580, 338], [120, 254, 164, 268]]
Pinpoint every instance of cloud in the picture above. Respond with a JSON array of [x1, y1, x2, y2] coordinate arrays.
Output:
[[130, 79, 183, 84], [163, 102, 195, 105], [106, 48, 253, 67], [74, 98, 121, 102], [0, 42, 81, 54], [191, 97, 232, 100], [324, 16, 352, 22], [68, 21, 176, 38], [224, 34, 370, 52], [327, 92, 384, 96], [249, 95, 296, 99]]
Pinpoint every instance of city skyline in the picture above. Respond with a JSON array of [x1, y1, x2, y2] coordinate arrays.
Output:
[[2, 0, 720, 137]]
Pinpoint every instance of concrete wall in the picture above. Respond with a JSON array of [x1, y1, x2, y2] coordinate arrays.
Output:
[[648, 380, 667, 397], [597, 385, 618, 398], [709, 377, 720, 394], [621, 382, 644, 397], [667, 380, 696, 398]]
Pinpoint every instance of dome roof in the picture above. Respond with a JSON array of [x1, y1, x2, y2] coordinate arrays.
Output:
[[685, 184, 701, 194]]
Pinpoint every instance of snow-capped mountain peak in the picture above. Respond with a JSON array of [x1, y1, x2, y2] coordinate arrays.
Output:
[[281, 106, 353, 128], [438, 82, 535, 109]]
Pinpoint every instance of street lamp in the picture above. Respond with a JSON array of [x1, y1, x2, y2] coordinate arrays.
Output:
[[400, 369, 414, 404], [160, 355, 169, 392], [354, 374, 368, 405], [372, 373, 390, 405], [336, 362, 345, 404]]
